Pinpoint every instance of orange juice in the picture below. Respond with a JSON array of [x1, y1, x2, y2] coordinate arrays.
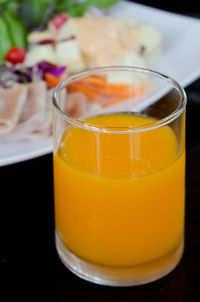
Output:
[[53, 113, 185, 267]]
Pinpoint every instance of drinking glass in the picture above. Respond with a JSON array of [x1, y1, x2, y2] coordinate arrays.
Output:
[[52, 66, 186, 286]]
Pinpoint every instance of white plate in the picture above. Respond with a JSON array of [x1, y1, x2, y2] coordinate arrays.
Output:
[[1, 1, 200, 167]]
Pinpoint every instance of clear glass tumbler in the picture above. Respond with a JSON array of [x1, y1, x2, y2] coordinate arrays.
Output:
[[52, 67, 186, 286]]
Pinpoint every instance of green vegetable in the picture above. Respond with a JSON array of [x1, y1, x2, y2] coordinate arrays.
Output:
[[18, 0, 55, 30], [3, 11, 27, 49], [0, 0, 19, 14], [0, 18, 13, 60], [18, 0, 119, 29], [65, 0, 120, 17], [0, 1, 27, 60]]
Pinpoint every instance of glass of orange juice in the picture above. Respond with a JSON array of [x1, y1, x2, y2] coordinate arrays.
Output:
[[52, 67, 186, 286]]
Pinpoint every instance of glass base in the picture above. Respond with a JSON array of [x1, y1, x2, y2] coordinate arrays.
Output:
[[55, 232, 184, 287]]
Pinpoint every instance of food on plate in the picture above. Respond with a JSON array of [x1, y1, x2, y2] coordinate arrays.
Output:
[[0, 3, 162, 140], [0, 61, 67, 137], [26, 14, 161, 72], [70, 16, 161, 67]]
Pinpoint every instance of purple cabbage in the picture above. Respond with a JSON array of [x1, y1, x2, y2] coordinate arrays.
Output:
[[0, 61, 66, 89], [0, 80, 6, 89], [37, 61, 66, 78]]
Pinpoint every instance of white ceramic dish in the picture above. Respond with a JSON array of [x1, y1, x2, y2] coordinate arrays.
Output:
[[0, 1, 200, 167]]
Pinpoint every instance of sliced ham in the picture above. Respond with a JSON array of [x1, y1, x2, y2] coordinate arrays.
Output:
[[12, 81, 52, 138], [0, 85, 27, 135], [0, 82, 91, 141], [65, 91, 89, 118], [0, 81, 53, 140], [44, 87, 54, 135]]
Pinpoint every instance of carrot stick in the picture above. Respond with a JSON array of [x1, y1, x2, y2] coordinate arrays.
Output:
[[67, 75, 149, 107], [68, 84, 100, 101], [68, 80, 134, 98], [44, 73, 69, 87], [44, 72, 61, 87], [69, 76, 133, 93]]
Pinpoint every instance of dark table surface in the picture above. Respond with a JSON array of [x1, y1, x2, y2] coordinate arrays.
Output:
[[1, 4, 200, 302]]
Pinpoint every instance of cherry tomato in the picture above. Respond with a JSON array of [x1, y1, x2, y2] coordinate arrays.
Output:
[[5, 47, 26, 64]]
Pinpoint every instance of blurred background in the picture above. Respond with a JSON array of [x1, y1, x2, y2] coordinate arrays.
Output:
[[130, 0, 199, 16]]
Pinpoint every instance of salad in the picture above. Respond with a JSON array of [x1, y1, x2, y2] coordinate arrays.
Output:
[[0, 0, 161, 139]]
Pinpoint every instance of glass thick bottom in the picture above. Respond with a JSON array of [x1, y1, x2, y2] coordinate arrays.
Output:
[[55, 231, 184, 286]]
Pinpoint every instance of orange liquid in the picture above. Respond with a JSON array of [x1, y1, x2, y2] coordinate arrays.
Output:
[[53, 114, 185, 267]]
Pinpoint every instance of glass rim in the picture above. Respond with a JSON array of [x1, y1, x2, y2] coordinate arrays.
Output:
[[52, 66, 187, 133]]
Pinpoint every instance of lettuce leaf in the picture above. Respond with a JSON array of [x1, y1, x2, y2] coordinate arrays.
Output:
[[0, 0, 19, 14], [18, 0, 56, 30], [0, 18, 13, 60], [57, 0, 119, 16], [3, 11, 27, 48], [18, 0, 119, 29]]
